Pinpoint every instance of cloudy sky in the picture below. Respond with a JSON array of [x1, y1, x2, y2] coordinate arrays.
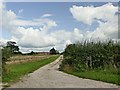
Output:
[[0, 1, 118, 53]]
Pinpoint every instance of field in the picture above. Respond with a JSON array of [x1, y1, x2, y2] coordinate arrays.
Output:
[[7, 55, 50, 64], [2, 55, 59, 84]]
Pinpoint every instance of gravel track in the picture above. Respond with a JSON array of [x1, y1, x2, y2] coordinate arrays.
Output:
[[10, 55, 118, 88]]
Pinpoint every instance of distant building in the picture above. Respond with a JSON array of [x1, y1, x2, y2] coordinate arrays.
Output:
[[36, 52, 50, 55]]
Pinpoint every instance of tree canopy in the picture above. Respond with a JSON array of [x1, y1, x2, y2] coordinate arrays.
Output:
[[6, 41, 19, 53], [50, 48, 59, 54]]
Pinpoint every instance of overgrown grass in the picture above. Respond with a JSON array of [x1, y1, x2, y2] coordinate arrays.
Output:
[[2, 55, 59, 83], [63, 69, 119, 85]]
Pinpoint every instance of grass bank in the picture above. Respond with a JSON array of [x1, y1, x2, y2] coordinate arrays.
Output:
[[63, 69, 119, 85], [2, 55, 59, 83]]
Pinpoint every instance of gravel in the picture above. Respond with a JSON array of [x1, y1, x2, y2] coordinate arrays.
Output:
[[9, 55, 118, 88]]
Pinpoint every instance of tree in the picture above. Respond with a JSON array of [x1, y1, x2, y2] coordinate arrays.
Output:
[[6, 41, 19, 53], [7, 41, 16, 47], [56, 50, 59, 54], [50, 48, 56, 54], [2, 41, 20, 74], [28, 51, 35, 55], [2, 46, 12, 74]]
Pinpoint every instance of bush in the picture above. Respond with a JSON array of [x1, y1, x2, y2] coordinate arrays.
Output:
[[2, 47, 12, 74], [60, 40, 120, 72]]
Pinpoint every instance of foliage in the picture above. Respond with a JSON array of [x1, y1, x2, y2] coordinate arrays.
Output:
[[27, 51, 35, 55], [64, 69, 119, 84], [50, 47, 59, 54], [2, 47, 12, 74], [60, 40, 120, 72], [6, 41, 19, 53], [2, 41, 21, 74], [60, 40, 119, 84]]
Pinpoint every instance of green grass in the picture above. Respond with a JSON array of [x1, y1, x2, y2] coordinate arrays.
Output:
[[2, 55, 59, 83], [63, 69, 119, 85]]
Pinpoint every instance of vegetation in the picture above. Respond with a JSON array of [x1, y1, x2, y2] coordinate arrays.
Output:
[[2, 41, 21, 75], [50, 47, 59, 54], [2, 46, 12, 74], [60, 40, 120, 84], [2, 41, 60, 76], [6, 41, 21, 54], [27, 51, 35, 55], [2, 41, 60, 85], [2, 55, 59, 83], [63, 68, 119, 84]]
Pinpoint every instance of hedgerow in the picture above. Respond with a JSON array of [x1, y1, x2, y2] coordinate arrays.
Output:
[[60, 40, 120, 72]]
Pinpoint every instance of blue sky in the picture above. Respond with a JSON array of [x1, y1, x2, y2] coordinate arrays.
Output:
[[1, 2, 118, 53], [5, 2, 117, 31]]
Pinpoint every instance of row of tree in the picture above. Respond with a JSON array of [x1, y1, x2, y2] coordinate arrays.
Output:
[[60, 40, 120, 72], [25, 48, 59, 55]]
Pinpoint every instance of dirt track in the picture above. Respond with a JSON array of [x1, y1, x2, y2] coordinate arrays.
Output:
[[10, 55, 118, 88]]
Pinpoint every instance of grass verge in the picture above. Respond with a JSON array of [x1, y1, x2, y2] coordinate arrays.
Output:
[[63, 69, 119, 85], [2, 55, 59, 83]]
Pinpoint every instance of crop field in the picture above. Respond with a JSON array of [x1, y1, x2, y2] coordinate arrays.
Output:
[[6, 55, 50, 64]]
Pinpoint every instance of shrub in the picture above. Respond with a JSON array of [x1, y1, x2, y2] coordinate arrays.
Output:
[[60, 40, 120, 72]]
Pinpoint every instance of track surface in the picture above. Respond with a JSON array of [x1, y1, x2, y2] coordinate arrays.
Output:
[[10, 55, 118, 88]]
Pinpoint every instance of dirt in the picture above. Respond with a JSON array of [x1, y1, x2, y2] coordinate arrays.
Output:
[[9, 55, 118, 88]]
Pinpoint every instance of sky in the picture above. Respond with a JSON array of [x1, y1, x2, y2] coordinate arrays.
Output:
[[0, 1, 119, 53]]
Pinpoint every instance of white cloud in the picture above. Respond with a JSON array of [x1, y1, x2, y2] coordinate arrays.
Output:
[[1, 2, 118, 53], [15, 27, 57, 48], [39, 19, 57, 31], [12, 18, 57, 28], [73, 28, 83, 41], [70, 5, 95, 25], [19, 47, 52, 53], [0, 0, 4, 11], [65, 40, 72, 46], [70, 3, 118, 40], [41, 14, 52, 18], [13, 27, 83, 50], [0, 38, 15, 47], [70, 3, 117, 25], [0, 3, 58, 52], [2, 10, 17, 32], [2, 8, 57, 33], [0, 38, 8, 47], [50, 30, 72, 43], [18, 9, 23, 14], [0, 0, 3, 40], [7, 26, 83, 52]]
